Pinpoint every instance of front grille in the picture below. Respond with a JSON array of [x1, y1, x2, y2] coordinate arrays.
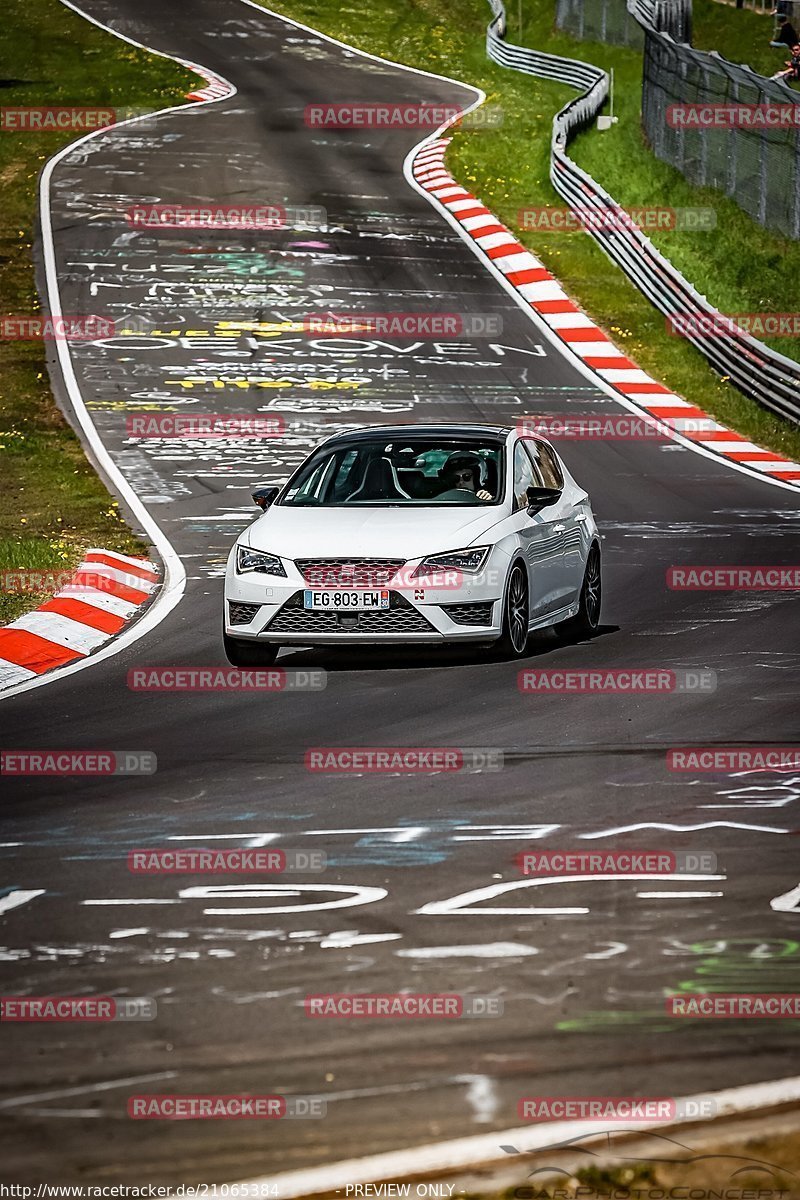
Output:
[[229, 602, 261, 626], [441, 601, 496, 626], [295, 558, 406, 589], [267, 590, 436, 634]]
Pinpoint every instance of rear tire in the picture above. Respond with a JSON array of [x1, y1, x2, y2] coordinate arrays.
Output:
[[223, 630, 280, 667], [557, 543, 601, 641], [495, 562, 530, 659]]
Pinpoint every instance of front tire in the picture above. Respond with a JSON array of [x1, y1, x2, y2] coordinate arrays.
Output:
[[495, 562, 530, 658], [558, 543, 601, 641], [223, 630, 280, 667]]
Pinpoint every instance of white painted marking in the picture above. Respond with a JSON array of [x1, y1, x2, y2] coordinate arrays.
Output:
[[453, 824, 559, 841], [771, 883, 800, 912], [396, 943, 538, 958], [168, 833, 281, 846], [0, 889, 44, 916], [180, 883, 387, 915], [580, 821, 788, 838], [108, 928, 150, 939], [0, 1071, 177, 1110], [319, 932, 402, 948], [456, 1074, 499, 1124], [416, 874, 724, 916], [636, 891, 724, 898], [585, 941, 627, 959]]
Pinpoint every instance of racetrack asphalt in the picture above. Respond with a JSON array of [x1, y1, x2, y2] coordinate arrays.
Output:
[[0, 0, 799, 1182]]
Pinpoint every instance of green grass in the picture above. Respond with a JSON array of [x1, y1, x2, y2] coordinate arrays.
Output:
[[257, 0, 800, 464], [692, 0, 795, 79], [0, 0, 197, 622]]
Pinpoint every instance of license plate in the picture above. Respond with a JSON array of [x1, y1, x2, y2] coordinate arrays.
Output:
[[303, 589, 390, 611]]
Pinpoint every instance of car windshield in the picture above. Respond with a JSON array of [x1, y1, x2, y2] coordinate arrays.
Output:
[[280, 439, 505, 506]]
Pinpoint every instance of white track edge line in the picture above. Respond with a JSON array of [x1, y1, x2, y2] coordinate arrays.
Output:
[[0, 3, 243, 702], [239, 1073, 800, 1196]]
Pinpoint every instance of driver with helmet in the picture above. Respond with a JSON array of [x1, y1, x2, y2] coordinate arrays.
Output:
[[437, 451, 493, 501]]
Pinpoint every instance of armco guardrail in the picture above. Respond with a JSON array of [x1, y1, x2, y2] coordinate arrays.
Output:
[[485, 0, 800, 424]]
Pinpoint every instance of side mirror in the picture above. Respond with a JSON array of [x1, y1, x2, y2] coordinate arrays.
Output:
[[526, 485, 562, 516], [252, 485, 280, 511]]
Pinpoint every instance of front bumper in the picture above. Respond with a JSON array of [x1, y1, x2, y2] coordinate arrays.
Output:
[[224, 560, 504, 645]]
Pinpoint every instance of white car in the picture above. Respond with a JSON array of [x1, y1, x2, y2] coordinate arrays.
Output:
[[223, 423, 601, 665]]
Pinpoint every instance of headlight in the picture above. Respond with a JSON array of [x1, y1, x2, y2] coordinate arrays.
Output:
[[412, 546, 491, 578], [235, 546, 287, 576]]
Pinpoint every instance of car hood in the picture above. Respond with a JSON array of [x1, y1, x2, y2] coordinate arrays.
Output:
[[244, 504, 504, 560]]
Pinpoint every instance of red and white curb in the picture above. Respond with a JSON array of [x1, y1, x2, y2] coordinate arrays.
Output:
[[0, 550, 159, 692], [411, 138, 800, 486], [185, 63, 235, 102]]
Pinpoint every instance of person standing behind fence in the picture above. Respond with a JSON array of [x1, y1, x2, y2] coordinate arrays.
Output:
[[771, 14, 799, 48], [771, 41, 800, 79]]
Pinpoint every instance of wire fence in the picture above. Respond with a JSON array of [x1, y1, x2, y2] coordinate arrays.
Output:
[[558, 0, 799, 240], [485, 0, 800, 422], [555, 0, 643, 47], [640, 25, 800, 240]]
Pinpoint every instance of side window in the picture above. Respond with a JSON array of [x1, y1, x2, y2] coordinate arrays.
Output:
[[512, 441, 542, 512], [535, 441, 564, 490]]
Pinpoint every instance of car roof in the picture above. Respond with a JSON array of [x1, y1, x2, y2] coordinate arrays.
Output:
[[321, 424, 513, 444]]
